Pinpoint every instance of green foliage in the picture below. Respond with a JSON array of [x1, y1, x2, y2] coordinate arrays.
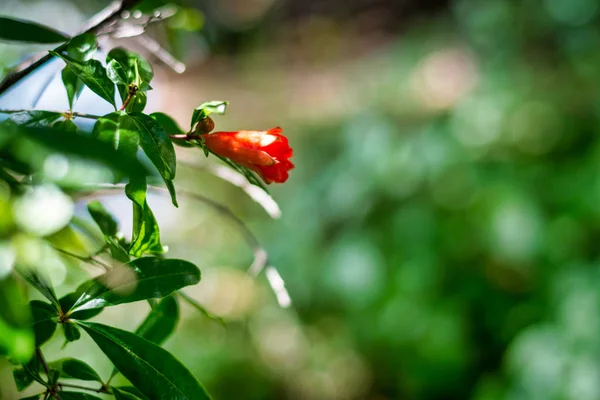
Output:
[[79, 322, 211, 400], [0, 5, 283, 399], [0, 16, 69, 43]]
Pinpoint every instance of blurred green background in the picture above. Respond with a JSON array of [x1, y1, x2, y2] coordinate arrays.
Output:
[[3, 0, 600, 399]]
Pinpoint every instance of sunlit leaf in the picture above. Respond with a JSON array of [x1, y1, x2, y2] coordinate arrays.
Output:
[[67, 257, 200, 313], [79, 322, 211, 400], [58, 293, 102, 321], [125, 177, 163, 256], [128, 113, 177, 207], [0, 16, 69, 43], [190, 101, 228, 129], [8, 111, 62, 127], [61, 68, 84, 111], [106, 48, 153, 90], [50, 51, 116, 109]]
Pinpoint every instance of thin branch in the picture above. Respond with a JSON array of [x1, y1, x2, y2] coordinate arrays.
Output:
[[82, 183, 292, 307], [0, 109, 101, 119], [36, 348, 49, 376], [0, 0, 143, 96], [177, 292, 226, 327], [52, 246, 112, 270]]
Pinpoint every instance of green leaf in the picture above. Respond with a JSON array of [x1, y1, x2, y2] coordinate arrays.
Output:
[[190, 101, 228, 129], [128, 113, 178, 206], [92, 112, 140, 159], [20, 353, 44, 386], [150, 112, 192, 148], [67, 257, 200, 314], [105, 236, 131, 264], [79, 322, 211, 400], [125, 177, 163, 256], [50, 51, 116, 109], [107, 59, 129, 102], [2, 124, 149, 187], [127, 92, 147, 113], [30, 300, 57, 347], [47, 358, 103, 383], [19, 395, 44, 400], [0, 277, 35, 362], [63, 322, 81, 342], [112, 387, 141, 400], [87, 201, 118, 237], [53, 119, 78, 133], [59, 392, 103, 400], [61, 67, 85, 111], [58, 293, 102, 321], [0, 17, 69, 43], [8, 111, 62, 127], [47, 368, 60, 385], [18, 270, 60, 311], [66, 33, 97, 61], [114, 387, 149, 400], [107, 48, 153, 90], [213, 153, 269, 192], [12, 367, 34, 391], [135, 295, 179, 345]]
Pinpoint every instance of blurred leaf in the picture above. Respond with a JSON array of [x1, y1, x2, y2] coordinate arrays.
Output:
[[12, 367, 34, 391], [106, 48, 153, 91], [112, 387, 141, 400], [125, 177, 163, 256], [47, 368, 60, 385], [214, 153, 268, 192], [0, 17, 69, 43], [79, 322, 211, 400], [50, 51, 116, 109], [18, 271, 60, 311], [19, 395, 44, 400], [8, 111, 62, 127], [66, 33, 97, 61], [135, 295, 179, 345], [128, 113, 177, 207], [0, 276, 34, 362], [63, 322, 81, 342], [67, 257, 200, 314], [47, 358, 103, 383], [190, 101, 228, 129], [87, 201, 118, 237], [114, 387, 149, 400], [58, 293, 102, 321], [1, 124, 150, 186], [61, 68, 84, 111], [59, 392, 103, 400], [53, 119, 77, 132], [30, 300, 57, 347]]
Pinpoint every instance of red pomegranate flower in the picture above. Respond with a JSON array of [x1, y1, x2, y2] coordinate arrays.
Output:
[[201, 127, 294, 183]]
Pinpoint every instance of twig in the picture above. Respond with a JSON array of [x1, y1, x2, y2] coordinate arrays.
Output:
[[52, 246, 112, 270], [0, 0, 143, 96], [0, 109, 101, 119], [82, 183, 292, 307], [36, 348, 49, 376], [177, 292, 226, 327]]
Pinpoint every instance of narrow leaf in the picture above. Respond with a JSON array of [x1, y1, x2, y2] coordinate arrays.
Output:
[[47, 358, 103, 383], [50, 51, 116, 108], [0, 17, 69, 43], [125, 177, 163, 256], [61, 67, 84, 110], [87, 201, 118, 237], [79, 322, 211, 400], [112, 387, 140, 400], [128, 113, 177, 206], [68, 257, 200, 313], [30, 300, 57, 347], [58, 293, 102, 321], [18, 270, 60, 311], [135, 295, 179, 345]]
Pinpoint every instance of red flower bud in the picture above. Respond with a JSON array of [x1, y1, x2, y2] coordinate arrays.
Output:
[[201, 127, 294, 183]]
